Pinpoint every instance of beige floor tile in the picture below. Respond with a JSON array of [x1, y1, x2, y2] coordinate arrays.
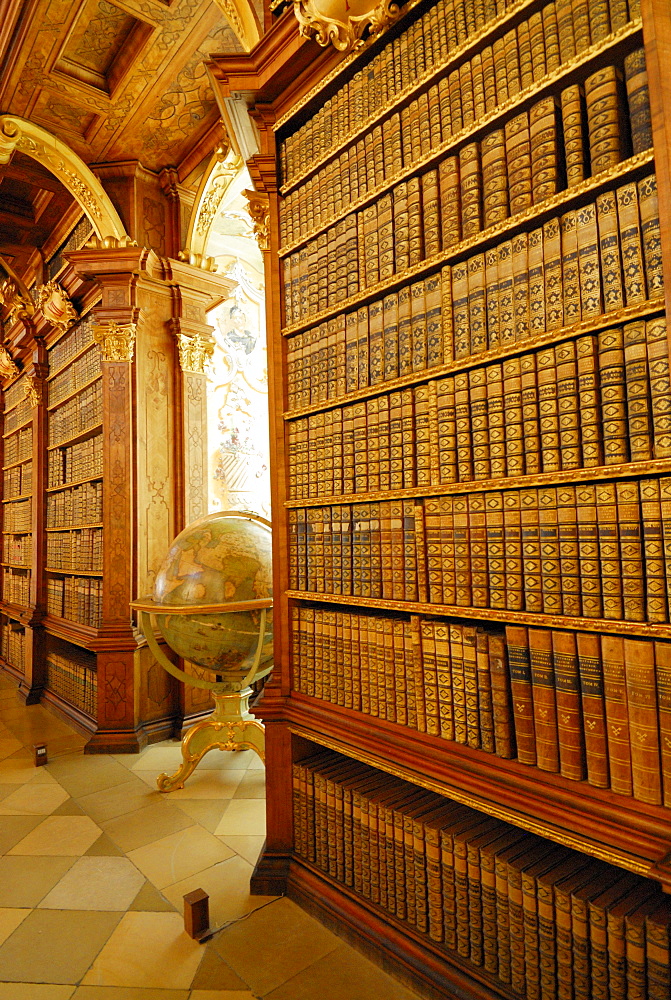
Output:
[[0, 906, 30, 945], [172, 799, 229, 834], [39, 856, 145, 910], [80, 911, 204, 989], [0, 754, 58, 784], [0, 986, 75, 1000], [0, 736, 23, 760], [134, 768, 244, 800], [231, 770, 266, 799], [73, 989, 189, 999], [46, 755, 139, 798], [213, 799, 265, 837], [190, 993, 258, 1000], [128, 825, 235, 890], [0, 855, 76, 906], [129, 747, 187, 771], [189, 945, 251, 992], [53, 797, 86, 816], [0, 813, 43, 853], [217, 835, 264, 867], [246, 753, 265, 770], [101, 800, 196, 853], [86, 832, 126, 856], [0, 779, 69, 815], [161, 855, 276, 927], [8, 814, 103, 855], [264, 943, 424, 1000], [76, 778, 161, 823], [128, 880, 177, 912], [0, 909, 121, 983], [212, 897, 339, 996], [0, 783, 15, 800]]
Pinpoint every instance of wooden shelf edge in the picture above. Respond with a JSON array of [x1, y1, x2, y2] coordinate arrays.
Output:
[[47, 423, 103, 452], [284, 710, 671, 881], [47, 339, 97, 382], [287, 862, 519, 1000], [2, 456, 33, 472], [42, 615, 99, 648], [280, 149, 655, 336], [46, 474, 103, 493]]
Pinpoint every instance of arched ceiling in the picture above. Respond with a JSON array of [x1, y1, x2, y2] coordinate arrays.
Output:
[[0, 0, 262, 175]]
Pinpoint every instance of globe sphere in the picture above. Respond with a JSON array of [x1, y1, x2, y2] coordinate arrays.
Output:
[[152, 511, 273, 684]]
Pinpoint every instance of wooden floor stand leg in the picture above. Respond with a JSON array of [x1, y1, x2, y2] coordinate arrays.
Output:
[[157, 687, 265, 791]]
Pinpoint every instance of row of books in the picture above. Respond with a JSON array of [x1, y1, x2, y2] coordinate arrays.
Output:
[[293, 607, 671, 804], [3, 499, 31, 532], [2, 567, 29, 606], [294, 749, 671, 999], [3, 534, 30, 567], [284, 157, 661, 333], [4, 397, 32, 436], [45, 528, 102, 573], [0, 619, 24, 674], [48, 314, 94, 377], [48, 382, 102, 448], [289, 478, 671, 624], [280, 44, 651, 248], [280, 0, 639, 185], [46, 648, 97, 717], [4, 426, 32, 467], [287, 317, 671, 499], [3, 374, 27, 414], [46, 481, 103, 529], [48, 345, 101, 409], [46, 575, 103, 627], [2, 462, 32, 500], [48, 433, 103, 489]]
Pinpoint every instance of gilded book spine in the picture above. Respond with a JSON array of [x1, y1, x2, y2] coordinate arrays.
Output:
[[576, 631, 609, 788], [576, 483, 602, 618], [529, 627, 559, 772], [646, 317, 671, 459], [596, 190, 625, 313], [552, 630, 586, 781], [637, 174, 664, 297], [506, 625, 536, 765]]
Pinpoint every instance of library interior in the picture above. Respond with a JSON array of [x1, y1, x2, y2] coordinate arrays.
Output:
[[0, 0, 670, 997]]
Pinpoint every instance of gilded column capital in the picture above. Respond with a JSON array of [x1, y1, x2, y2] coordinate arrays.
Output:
[[242, 189, 270, 251], [93, 321, 137, 362], [177, 333, 214, 375], [24, 373, 43, 407]]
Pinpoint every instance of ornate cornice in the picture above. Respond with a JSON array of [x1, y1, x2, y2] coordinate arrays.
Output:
[[177, 333, 214, 374], [242, 189, 270, 251], [36, 280, 78, 335], [93, 321, 137, 363]]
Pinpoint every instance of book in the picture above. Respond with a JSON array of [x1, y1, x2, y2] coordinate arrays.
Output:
[[505, 625, 536, 765], [617, 182, 647, 306], [656, 640, 671, 807], [585, 65, 628, 174], [505, 112, 532, 215], [624, 47, 653, 155], [637, 174, 664, 297], [624, 638, 662, 804], [601, 635, 633, 796]]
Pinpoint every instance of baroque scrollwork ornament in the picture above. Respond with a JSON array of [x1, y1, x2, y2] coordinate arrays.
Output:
[[0, 345, 19, 381], [36, 280, 78, 335], [293, 0, 400, 51], [93, 322, 137, 363], [242, 190, 270, 251], [178, 334, 214, 375]]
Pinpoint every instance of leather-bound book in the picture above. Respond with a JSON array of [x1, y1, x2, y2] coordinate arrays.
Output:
[[470, 367, 490, 480], [521, 352, 541, 476], [654, 640, 671, 807], [588, 0, 611, 40], [537, 347, 561, 473], [453, 494, 472, 606], [452, 260, 471, 359], [397, 285, 412, 376], [624, 637, 662, 804], [556, 0, 576, 62], [512, 232, 530, 342], [558, 484, 580, 616], [623, 319, 652, 461], [530, 96, 561, 204], [576, 334, 603, 467], [527, 226, 545, 335], [585, 65, 628, 174], [552, 630, 586, 780], [561, 209, 581, 326], [576, 483, 601, 618], [488, 363, 506, 478], [475, 629, 495, 753], [504, 490, 523, 612], [488, 631, 516, 758], [615, 479, 645, 623], [639, 478, 667, 623], [468, 253, 487, 355], [599, 324, 629, 465], [624, 47, 653, 154], [468, 492, 489, 607], [482, 128, 508, 229], [596, 189, 625, 312], [497, 240, 515, 345], [576, 201, 602, 319], [617, 182, 647, 306], [539, 486, 561, 614], [503, 356, 524, 475], [407, 176, 424, 267], [637, 174, 664, 297], [383, 292, 399, 383], [601, 634, 633, 795], [505, 112, 532, 215], [556, 340, 581, 470], [505, 624, 536, 765], [460, 142, 482, 237], [575, 631, 608, 787], [528, 627, 560, 772], [597, 480, 623, 620], [646, 316, 671, 458], [422, 168, 441, 260], [392, 181, 409, 274], [543, 217, 563, 330], [486, 491, 505, 609]]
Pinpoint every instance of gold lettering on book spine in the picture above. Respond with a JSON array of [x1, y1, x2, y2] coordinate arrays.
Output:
[[93, 322, 137, 363]]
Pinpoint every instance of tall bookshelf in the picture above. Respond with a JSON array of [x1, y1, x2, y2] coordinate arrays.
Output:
[[0, 220, 235, 749], [211, 0, 671, 996]]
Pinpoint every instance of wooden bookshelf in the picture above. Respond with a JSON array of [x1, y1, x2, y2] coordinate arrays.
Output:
[[0, 219, 236, 749], [211, 0, 671, 997]]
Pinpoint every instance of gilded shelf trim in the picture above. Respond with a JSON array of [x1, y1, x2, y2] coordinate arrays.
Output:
[[2, 457, 32, 472], [284, 296, 666, 419], [278, 20, 642, 235], [1, 493, 32, 504], [287, 725, 653, 877], [46, 474, 103, 494], [47, 422, 103, 452], [284, 456, 671, 507], [280, 149, 655, 336], [285, 591, 671, 638]]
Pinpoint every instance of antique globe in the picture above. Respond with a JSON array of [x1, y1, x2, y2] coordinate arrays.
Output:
[[132, 510, 273, 791]]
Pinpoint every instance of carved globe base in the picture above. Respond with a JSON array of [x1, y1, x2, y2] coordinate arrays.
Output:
[[156, 688, 265, 792]]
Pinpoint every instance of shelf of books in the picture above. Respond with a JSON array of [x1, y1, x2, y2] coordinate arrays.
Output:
[[246, 0, 671, 995], [0, 370, 33, 679]]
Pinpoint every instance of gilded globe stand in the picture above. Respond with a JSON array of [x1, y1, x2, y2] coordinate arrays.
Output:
[[131, 511, 273, 792]]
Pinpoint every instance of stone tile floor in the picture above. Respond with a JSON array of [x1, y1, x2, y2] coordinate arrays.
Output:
[[0, 674, 423, 1000]]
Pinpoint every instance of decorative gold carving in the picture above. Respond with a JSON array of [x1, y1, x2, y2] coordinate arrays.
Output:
[[93, 321, 137, 362], [242, 189, 270, 251], [36, 280, 78, 334], [279, 20, 645, 227], [0, 345, 19, 381], [177, 334, 214, 374], [176, 250, 218, 271], [0, 116, 127, 240], [23, 374, 43, 407], [184, 147, 243, 259], [84, 235, 138, 249], [293, 0, 400, 52], [0, 276, 34, 325], [287, 726, 651, 876], [281, 149, 655, 334]]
